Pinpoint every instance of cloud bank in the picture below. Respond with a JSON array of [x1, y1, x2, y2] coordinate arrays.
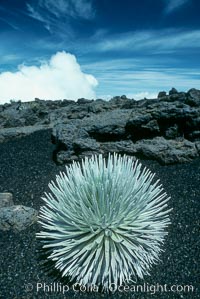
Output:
[[0, 51, 98, 103], [94, 29, 200, 54]]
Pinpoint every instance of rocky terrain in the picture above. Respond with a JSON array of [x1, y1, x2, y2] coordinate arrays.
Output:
[[0, 87, 200, 164], [0, 90, 199, 298], [0, 129, 199, 298]]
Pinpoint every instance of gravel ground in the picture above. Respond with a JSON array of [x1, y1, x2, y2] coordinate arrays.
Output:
[[0, 130, 199, 299]]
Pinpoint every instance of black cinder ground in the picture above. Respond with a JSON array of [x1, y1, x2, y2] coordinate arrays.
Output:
[[0, 130, 199, 299]]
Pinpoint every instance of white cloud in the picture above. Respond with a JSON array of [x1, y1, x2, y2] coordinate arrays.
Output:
[[0, 51, 98, 103], [27, 0, 94, 32], [128, 92, 158, 100], [163, 0, 189, 13], [94, 29, 200, 53]]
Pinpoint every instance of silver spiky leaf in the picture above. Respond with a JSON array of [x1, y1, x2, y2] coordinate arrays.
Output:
[[37, 154, 171, 290]]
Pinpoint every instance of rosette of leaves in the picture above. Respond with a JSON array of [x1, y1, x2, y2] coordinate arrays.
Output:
[[37, 154, 171, 291]]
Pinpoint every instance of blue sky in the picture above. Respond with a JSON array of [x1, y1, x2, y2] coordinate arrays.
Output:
[[0, 0, 200, 101]]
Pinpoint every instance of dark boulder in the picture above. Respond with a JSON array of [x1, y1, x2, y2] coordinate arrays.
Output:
[[77, 98, 94, 104], [135, 137, 199, 164], [169, 87, 178, 95], [186, 88, 200, 107], [158, 91, 167, 98], [52, 110, 131, 163]]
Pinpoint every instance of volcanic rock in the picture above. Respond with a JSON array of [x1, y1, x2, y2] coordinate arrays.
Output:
[[0, 205, 38, 232], [169, 87, 178, 95], [1, 88, 200, 164], [186, 88, 200, 107], [134, 137, 199, 164], [0, 193, 14, 208]]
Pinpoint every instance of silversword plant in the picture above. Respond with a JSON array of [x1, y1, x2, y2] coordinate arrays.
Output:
[[37, 154, 171, 291]]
